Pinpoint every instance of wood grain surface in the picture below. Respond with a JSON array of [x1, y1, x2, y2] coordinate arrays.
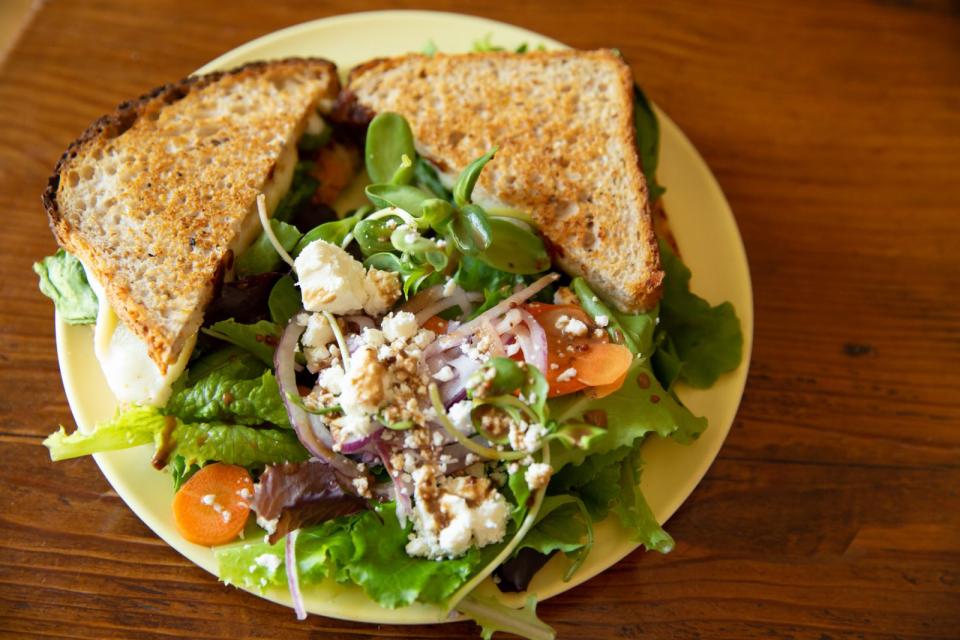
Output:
[[1, 1, 959, 638]]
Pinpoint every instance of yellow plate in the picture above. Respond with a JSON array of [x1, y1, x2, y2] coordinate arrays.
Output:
[[55, 10, 753, 625]]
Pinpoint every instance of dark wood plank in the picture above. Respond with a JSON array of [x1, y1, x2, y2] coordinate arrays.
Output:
[[1, 0, 958, 638]]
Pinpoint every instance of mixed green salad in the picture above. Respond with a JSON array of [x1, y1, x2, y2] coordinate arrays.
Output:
[[36, 58, 742, 639]]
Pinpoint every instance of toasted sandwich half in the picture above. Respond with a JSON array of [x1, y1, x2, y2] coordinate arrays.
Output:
[[43, 58, 341, 384], [341, 49, 663, 313]]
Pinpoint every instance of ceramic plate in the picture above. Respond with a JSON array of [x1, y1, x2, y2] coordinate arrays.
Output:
[[55, 10, 753, 624]]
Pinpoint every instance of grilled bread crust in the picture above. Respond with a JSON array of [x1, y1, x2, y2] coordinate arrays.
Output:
[[42, 58, 340, 372], [345, 50, 663, 313]]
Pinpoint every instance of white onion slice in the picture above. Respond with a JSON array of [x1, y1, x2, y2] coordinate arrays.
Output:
[[285, 529, 307, 620]]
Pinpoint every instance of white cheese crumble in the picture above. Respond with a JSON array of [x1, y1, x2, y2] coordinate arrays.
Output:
[[524, 462, 553, 490], [556, 367, 577, 382], [254, 553, 282, 575], [294, 239, 399, 315], [432, 365, 455, 382], [406, 471, 509, 559], [595, 314, 609, 327], [381, 311, 418, 342], [200, 494, 216, 506], [562, 317, 589, 337], [447, 400, 476, 435]]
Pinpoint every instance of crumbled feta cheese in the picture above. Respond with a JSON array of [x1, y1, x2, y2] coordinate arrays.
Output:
[[524, 462, 553, 490], [317, 364, 345, 395], [595, 314, 609, 327], [256, 515, 278, 535], [382, 311, 418, 342], [254, 553, 282, 575], [352, 476, 371, 498], [447, 400, 475, 435], [562, 317, 589, 337], [295, 239, 400, 315], [406, 470, 510, 559], [442, 278, 457, 297], [364, 268, 401, 316], [200, 494, 216, 506], [523, 422, 547, 452], [361, 327, 386, 348], [339, 346, 389, 415], [556, 367, 577, 382], [303, 313, 334, 349], [433, 365, 455, 382]]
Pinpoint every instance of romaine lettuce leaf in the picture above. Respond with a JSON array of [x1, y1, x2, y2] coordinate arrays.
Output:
[[657, 239, 743, 388], [203, 319, 282, 367], [164, 369, 289, 428], [43, 405, 307, 468], [184, 345, 267, 383], [33, 250, 99, 324]]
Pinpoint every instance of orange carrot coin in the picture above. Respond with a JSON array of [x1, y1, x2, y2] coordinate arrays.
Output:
[[172, 463, 253, 546]]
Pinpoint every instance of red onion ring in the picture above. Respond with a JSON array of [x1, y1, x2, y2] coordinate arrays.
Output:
[[340, 428, 382, 454], [275, 318, 361, 480], [285, 529, 306, 620], [517, 308, 549, 372], [374, 437, 412, 526], [424, 273, 558, 358]]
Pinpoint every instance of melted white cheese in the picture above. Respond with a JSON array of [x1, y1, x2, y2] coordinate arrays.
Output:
[[84, 266, 194, 407]]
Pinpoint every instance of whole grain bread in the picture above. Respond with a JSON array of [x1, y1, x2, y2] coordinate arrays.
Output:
[[43, 58, 340, 372], [343, 50, 663, 313]]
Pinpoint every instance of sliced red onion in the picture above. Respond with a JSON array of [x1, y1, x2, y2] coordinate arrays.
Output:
[[275, 318, 361, 479], [494, 308, 524, 334], [424, 273, 558, 358], [374, 437, 411, 526], [401, 284, 443, 314], [340, 428, 382, 454], [478, 319, 506, 357], [285, 529, 306, 620], [517, 307, 549, 372]]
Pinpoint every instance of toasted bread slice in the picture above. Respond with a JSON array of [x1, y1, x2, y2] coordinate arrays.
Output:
[[343, 50, 663, 313], [43, 58, 340, 373]]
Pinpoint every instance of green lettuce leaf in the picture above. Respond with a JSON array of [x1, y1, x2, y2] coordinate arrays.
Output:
[[517, 495, 593, 580], [272, 160, 319, 224], [657, 240, 743, 388], [235, 219, 302, 278], [268, 274, 300, 325], [615, 447, 674, 553], [43, 405, 307, 468], [571, 277, 656, 355], [216, 503, 481, 609], [346, 504, 481, 607], [164, 370, 290, 428], [458, 594, 556, 640], [548, 359, 707, 469], [33, 250, 99, 324], [202, 319, 281, 367], [548, 446, 632, 520], [184, 345, 267, 383]]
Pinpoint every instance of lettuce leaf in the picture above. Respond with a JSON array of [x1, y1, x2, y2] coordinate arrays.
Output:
[[216, 503, 481, 608], [184, 345, 267, 383], [458, 594, 556, 640], [43, 405, 307, 468], [517, 495, 593, 580], [202, 319, 282, 367], [548, 359, 706, 469], [164, 370, 290, 428], [548, 446, 631, 520], [235, 219, 302, 278], [272, 160, 320, 224], [615, 447, 674, 553], [633, 85, 665, 202], [268, 274, 300, 325], [657, 240, 743, 388], [33, 250, 99, 324]]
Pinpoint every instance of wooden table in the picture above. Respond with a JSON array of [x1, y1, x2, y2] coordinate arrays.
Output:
[[1, 1, 958, 638]]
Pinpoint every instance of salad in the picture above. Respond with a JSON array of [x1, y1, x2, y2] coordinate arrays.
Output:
[[36, 79, 742, 638]]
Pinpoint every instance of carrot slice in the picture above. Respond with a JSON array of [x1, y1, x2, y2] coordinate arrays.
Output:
[[585, 368, 630, 399], [172, 463, 253, 546], [573, 343, 634, 386], [422, 315, 448, 335]]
